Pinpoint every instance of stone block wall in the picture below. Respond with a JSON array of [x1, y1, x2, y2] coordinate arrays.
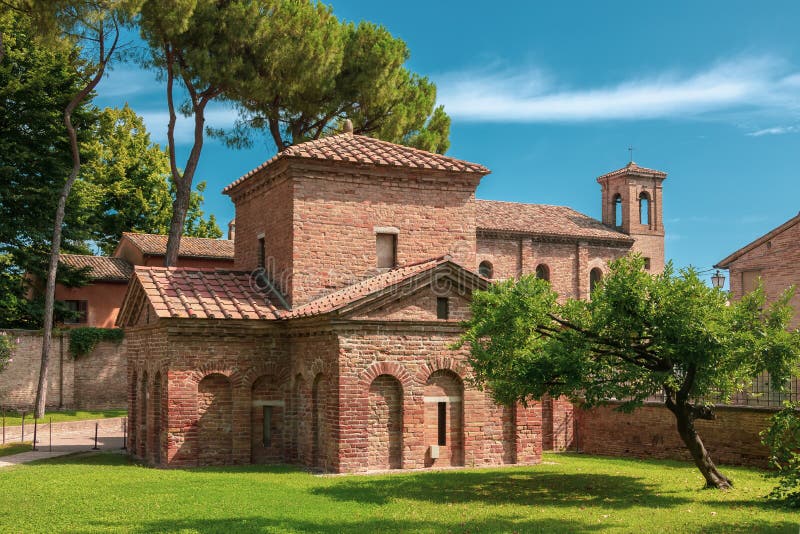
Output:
[[576, 402, 775, 467], [0, 329, 126, 411]]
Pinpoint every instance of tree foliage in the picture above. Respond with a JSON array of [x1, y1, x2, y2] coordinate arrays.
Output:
[[458, 255, 800, 489], [137, 0, 450, 265], [78, 104, 220, 255], [226, 14, 450, 153]]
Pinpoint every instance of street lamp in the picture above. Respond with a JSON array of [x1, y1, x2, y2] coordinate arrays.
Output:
[[711, 270, 726, 289]]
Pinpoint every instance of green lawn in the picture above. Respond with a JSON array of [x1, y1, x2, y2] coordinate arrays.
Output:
[[0, 442, 31, 457], [0, 408, 126, 426], [0, 452, 796, 533]]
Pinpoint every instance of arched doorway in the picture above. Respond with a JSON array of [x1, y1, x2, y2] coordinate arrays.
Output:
[[367, 375, 403, 470], [197, 373, 233, 466], [424, 369, 464, 467]]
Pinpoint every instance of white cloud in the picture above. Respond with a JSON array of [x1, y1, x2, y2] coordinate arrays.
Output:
[[138, 107, 240, 144], [436, 56, 800, 124], [747, 125, 800, 136]]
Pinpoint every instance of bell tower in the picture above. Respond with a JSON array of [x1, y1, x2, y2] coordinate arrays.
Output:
[[597, 161, 667, 272]]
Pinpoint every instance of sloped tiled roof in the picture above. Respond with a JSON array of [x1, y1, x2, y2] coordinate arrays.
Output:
[[224, 133, 490, 193], [715, 212, 800, 269], [59, 254, 133, 281], [288, 257, 452, 319], [597, 161, 667, 181], [476, 200, 633, 243], [132, 267, 282, 320], [123, 256, 486, 324], [121, 233, 234, 260]]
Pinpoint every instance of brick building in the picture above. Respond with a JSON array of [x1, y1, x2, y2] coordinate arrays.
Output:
[[118, 133, 666, 472], [715, 211, 800, 329], [53, 232, 234, 328]]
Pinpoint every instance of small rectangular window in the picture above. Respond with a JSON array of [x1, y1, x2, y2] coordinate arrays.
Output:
[[376, 233, 397, 269], [257, 237, 265, 269], [64, 300, 88, 324], [742, 270, 762, 293], [437, 401, 447, 446], [437, 297, 449, 320], [643, 257, 651, 271], [262, 406, 272, 447]]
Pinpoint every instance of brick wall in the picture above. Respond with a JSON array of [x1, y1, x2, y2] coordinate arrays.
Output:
[[477, 235, 630, 300], [290, 166, 481, 305], [576, 402, 774, 467], [0, 330, 125, 411], [726, 220, 800, 329], [336, 324, 542, 472]]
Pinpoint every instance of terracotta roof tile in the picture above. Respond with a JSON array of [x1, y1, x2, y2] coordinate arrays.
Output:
[[59, 254, 133, 281], [476, 199, 633, 243], [132, 267, 282, 320], [223, 133, 490, 193], [597, 161, 667, 181], [121, 233, 234, 260], [287, 257, 448, 318]]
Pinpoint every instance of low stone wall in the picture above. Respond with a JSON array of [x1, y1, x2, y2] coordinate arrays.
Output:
[[0, 330, 126, 411], [576, 402, 775, 468]]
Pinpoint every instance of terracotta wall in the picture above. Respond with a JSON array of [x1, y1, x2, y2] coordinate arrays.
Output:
[[55, 281, 128, 329]]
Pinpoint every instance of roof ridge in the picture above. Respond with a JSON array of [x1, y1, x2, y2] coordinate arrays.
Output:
[[715, 212, 800, 268], [223, 133, 490, 194]]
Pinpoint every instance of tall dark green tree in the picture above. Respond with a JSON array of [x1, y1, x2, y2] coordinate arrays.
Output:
[[458, 256, 800, 489]]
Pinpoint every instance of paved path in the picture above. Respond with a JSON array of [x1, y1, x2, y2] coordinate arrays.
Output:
[[0, 420, 125, 468]]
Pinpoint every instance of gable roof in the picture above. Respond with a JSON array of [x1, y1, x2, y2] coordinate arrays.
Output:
[[119, 233, 234, 260], [118, 257, 486, 326], [715, 212, 800, 269], [288, 256, 485, 319], [476, 199, 633, 244], [59, 254, 133, 282], [597, 161, 667, 181], [223, 133, 490, 194], [119, 267, 283, 324]]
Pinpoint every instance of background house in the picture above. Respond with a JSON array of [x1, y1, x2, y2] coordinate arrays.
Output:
[[715, 212, 800, 329], [55, 232, 234, 328]]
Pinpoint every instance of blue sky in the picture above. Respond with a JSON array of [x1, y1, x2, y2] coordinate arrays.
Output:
[[95, 1, 800, 287]]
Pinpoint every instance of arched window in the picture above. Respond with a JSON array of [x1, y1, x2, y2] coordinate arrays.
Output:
[[613, 194, 623, 227], [639, 191, 651, 226], [535, 264, 550, 281], [590, 268, 603, 294], [478, 260, 493, 279]]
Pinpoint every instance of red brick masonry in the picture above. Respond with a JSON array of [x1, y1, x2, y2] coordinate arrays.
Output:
[[119, 133, 666, 472]]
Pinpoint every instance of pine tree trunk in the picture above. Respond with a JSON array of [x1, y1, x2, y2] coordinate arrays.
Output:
[[670, 400, 733, 489], [34, 21, 117, 418]]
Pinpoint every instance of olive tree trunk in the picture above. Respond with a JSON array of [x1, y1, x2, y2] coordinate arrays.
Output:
[[666, 398, 733, 489]]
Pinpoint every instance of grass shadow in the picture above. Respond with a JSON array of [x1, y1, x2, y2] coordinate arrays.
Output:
[[92, 515, 607, 534], [314, 469, 687, 509]]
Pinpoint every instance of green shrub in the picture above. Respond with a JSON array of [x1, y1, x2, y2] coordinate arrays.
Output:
[[67, 327, 124, 358], [761, 402, 800, 506], [0, 332, 14, 371]]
